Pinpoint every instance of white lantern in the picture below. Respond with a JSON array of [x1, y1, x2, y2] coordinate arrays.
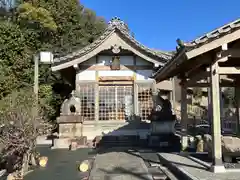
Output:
[[40, 52, 54, 64]]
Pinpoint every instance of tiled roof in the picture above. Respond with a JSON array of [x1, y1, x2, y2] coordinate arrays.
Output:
[[182, 18, 240, 51], [153, 18, 240, 79], [54, 17, 173, 63]]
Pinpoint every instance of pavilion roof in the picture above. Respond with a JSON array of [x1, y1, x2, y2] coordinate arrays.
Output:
[[183, 18, 240, 51], [153, 18, 240, 82]]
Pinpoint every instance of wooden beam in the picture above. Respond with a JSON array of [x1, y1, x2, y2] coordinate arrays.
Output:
[[186, 28, 240, 59], [220, 49, 240, 58], [79, 65, 153, 71], [98, 76, 133, 81], [99, 81, 133, 85], [186, 71, 209, 85], [186, 81, 235, 87], [218, 67, 240, 74]]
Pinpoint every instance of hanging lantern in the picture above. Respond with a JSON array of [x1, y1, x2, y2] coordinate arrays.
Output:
[[111, 56, 120, 70]]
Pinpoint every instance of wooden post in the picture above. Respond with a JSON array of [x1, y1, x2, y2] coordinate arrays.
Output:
[[235, 86, 240, 134], [133, 56, 139, 119], [210, 60, 225, 173], [220, 87, 224, 122], [181, 78, 188, 131], [180, 78, 188, 151], [207, 87, 212, 122], [95, 56, 99, 123]]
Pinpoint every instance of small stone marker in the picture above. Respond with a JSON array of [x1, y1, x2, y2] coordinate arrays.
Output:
[[196, 135, 204, 152], [39, 156, 48, 167], [70, 141, 78, 151], [79, 160, 90, 172]]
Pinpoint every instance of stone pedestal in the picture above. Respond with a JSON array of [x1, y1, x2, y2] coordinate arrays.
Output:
[[52, 138, 71, 149], [150, 121, 175, 134], [210, 165, 226, 173], [149, 120, 178, 149], [52, 115, 86, 149]]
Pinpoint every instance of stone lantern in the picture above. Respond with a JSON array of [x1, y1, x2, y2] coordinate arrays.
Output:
[[52, 91, 86, 149]]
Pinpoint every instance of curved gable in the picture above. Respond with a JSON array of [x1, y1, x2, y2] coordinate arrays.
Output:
[[52, 17, 173, 71]]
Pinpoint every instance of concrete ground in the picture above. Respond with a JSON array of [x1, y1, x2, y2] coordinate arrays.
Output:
[[159, 152, 240, 180], [89, 148, 152, 180], [22, 146, 158, 180], [20, 146, 177, 180], [24, 146, 96, 180]]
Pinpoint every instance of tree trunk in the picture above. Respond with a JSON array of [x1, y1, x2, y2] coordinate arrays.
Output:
[[30, 153, 37, 166], [21, 152, 30, 177]]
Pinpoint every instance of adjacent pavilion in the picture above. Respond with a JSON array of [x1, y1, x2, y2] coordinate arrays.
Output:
[[154, 19, 240, 173]]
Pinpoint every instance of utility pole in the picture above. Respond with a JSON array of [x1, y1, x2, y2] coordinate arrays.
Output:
[[33, 54, 39, 135], [34, 54, 39, 117], [33, 51, 53, 117]]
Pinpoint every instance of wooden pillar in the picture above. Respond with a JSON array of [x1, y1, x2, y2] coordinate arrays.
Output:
[[133, 56, 139, 119], [235, 86, 240, 134], [180, 78, 188, 151], [181, 78, 188, 131], [220, 87, 224, 121], [95, 56, 99, 123], [210, 60, 225, 173], [207, 87, 212, 122], [171, 77, 176, 110]]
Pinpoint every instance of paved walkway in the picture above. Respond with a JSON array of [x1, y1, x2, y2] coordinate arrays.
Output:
[[89, 148, 152, 180], [159, 153, 240, 180]]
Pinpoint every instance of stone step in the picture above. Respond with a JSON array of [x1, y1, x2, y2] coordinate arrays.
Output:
[[96, 135, 143, 147], [148, 167, 168, 180]]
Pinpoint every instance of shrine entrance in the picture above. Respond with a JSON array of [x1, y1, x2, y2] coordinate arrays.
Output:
[[99, 83, 134, 121]]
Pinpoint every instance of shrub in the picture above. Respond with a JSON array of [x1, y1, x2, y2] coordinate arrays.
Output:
[[0, 88, 53, 176]]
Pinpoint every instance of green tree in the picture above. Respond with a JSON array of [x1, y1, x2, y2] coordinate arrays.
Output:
[[0, 0, 106, 121]]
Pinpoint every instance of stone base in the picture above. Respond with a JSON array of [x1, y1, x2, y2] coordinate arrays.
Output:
[[82, 121, 150, 140], [181, 135, 188, 151], [52, 136, 88, 149], [148, 133, 181, 151], [210, 165, 226, 173], [51, 138, 71, 149], [150, 121, 175, 134]]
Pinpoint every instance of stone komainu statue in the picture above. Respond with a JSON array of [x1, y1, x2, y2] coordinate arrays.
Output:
[[60, 91, 81, 115]]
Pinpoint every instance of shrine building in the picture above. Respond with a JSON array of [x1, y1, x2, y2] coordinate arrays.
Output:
[[51, 17, 174, 139]]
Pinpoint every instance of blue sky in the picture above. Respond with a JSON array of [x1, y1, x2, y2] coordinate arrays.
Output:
[[81, 0, 239, 51]]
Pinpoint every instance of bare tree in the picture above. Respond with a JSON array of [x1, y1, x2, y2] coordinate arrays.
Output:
[[0, 89, 53, 178]]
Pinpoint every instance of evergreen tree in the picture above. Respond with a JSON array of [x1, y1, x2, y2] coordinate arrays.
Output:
[[0, 0, 106, 120]]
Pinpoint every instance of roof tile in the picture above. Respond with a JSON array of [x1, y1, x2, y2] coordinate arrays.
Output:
[[54, 17, 173, 64]]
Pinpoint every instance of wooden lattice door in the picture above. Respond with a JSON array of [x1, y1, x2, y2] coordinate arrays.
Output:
[[99, 84, 133, 121]]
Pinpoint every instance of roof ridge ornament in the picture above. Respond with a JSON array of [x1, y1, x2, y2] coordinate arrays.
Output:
[[108, 17, 129, 33], [111, 44, 121, 54]]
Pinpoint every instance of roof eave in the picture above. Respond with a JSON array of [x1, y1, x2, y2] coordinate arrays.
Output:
[[153, 47, 186, 82]]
